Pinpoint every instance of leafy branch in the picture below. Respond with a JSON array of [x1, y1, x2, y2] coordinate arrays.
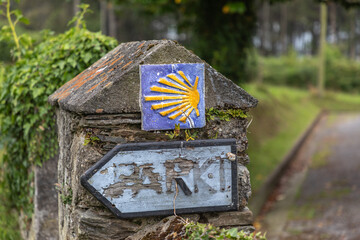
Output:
[[0, 0, 31, 59], [68, 3, 93, 29], [0, 2, 117, 218], [166, 123, 181, 139]]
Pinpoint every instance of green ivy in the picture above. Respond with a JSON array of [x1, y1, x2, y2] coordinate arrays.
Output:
[[185, 221, 266, 240], [84, 132, 100, 146], [0, 5, 117, 217], [206, 107, 247, 122]]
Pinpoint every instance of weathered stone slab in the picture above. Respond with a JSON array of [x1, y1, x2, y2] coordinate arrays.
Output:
[[204, 207, 253, 227], [33, 155, 59, 240], [77, 208, 142, 240], [140, 63, 205, 131], [125, 216, 194, 240], [48, 40, 257, 114], [81, 139, 239, 218]]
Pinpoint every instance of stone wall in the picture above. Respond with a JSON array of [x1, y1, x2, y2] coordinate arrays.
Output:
[[56, 109, 254, 239]]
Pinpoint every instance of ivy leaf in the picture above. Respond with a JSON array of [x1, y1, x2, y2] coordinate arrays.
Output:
[[11, 9, 22, 18], [19, 16, 30, 25], [82, 52, 92, 64], [19, 35, 33, 48], [83, 138, 91, 146], [227, 228, 238, 237], [23, 122, 32, 137], [32, 87, 45, 98], [67, 58, 77, 68], [57, 60, 66, 70]]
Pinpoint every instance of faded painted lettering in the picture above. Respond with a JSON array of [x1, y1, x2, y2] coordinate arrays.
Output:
[[103, 163, 162, 198]]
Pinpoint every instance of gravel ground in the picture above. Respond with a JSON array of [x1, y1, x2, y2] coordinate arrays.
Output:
[[258, 113, 360, 240]]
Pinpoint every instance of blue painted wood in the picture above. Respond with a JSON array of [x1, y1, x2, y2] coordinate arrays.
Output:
[[140, 63, 205, 131], [81, 139, 238, 218]]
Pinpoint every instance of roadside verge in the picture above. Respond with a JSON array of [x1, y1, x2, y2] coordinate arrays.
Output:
[[249, 110, 327, 217]]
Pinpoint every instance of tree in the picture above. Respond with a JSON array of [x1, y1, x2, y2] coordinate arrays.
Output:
[[100, 0, 117, 37], [112, 0, 257, 83], [348, 9, 356, 59], [318, 2, 327, 96], [329, 1, 337, 43], [280, 3, 288, 54]]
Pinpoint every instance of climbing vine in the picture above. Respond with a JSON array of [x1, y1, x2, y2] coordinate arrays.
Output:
[[0, 3, 117, 218]]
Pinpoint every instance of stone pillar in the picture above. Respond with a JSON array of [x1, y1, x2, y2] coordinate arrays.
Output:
[[49, 40, 257, 239], [23, 155, 59, 240]]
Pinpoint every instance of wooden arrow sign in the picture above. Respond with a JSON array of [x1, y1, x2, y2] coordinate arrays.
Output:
[[81, 139, 238, 218]]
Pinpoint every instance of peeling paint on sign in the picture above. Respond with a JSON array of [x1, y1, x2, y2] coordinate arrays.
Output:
[[81, 139, 238, 218]]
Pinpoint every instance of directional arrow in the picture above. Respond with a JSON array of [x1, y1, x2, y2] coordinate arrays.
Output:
[[81, 139, 238, 218]]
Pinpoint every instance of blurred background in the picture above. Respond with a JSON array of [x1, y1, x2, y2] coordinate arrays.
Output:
[[1, 0, 360, 85], [1, 0, 360, 239]]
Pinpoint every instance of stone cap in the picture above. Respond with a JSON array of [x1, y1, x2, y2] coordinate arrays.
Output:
[[49, 40, 257, 114]]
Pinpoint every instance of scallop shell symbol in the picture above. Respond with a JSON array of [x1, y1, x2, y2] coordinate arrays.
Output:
[[144, 71, 200, 124]]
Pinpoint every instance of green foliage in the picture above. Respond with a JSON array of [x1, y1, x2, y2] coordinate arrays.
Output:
[[0, 149, 21, 239], [165, 124, 198, 141], [222, 2, 246, 14], [68, 3, 92, 29], [0, 5, 118, 217], [260, 45, 360, 93], [185, 221, 266, 240], [84, 135, 100, 146], [166, 123, 181, 139], [206, 107, 247, 122], [184, 129, 197, 141], [84, 129, 101, 146], [55, 183, 73, 205], [0, 0, 32, 60], [260, 49, 318, 88]]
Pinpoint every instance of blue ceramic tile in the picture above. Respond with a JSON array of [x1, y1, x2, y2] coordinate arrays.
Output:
[[140, 63, 205, 131]]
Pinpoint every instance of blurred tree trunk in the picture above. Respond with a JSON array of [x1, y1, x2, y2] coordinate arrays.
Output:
[[100, 0, 117, 38], [329, 1, 337, 43], [100, 0, 108, 35], [349, 9, 356, 59], [310, 25, 318, 55], [261, 1, 271, 55], [73, 0, 80, 16], [108, 1, 117, 38], [280, 3, 287, 54], [318, 2, 327, 97]]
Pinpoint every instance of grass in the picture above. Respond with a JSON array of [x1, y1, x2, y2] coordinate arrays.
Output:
[[314, 188, 352, 200], [242, 84, 360, 192], [243, 84, 320, 191], [310, 148, 329, 169], [0, 148, 22, 240], [288, 204, 317, 220]]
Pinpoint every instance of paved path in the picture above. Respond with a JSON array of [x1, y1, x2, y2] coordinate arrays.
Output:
[[260, 113, 360, 240]]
